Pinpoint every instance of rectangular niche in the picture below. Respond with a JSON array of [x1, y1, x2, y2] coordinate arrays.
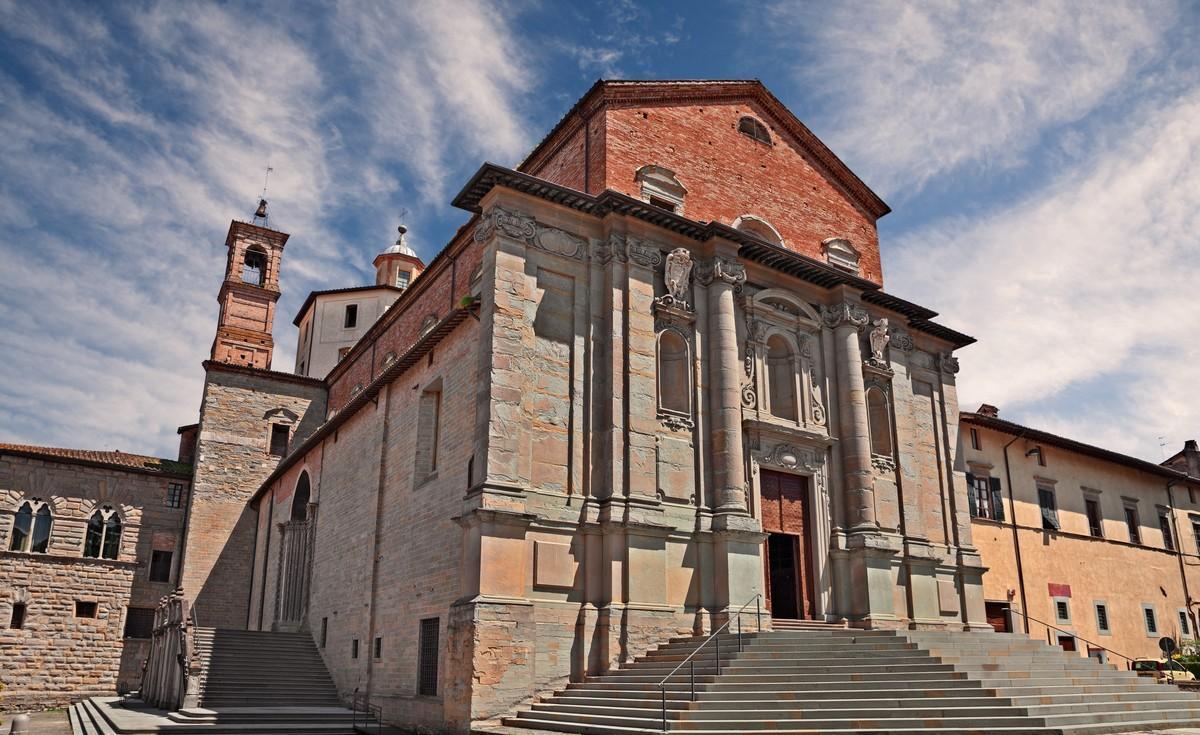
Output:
[[656, 435, 695, 504], [533, 540, 576, 589]]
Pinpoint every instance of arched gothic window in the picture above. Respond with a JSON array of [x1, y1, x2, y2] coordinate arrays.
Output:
[[866, 387, 893, 457], [766, 335, 798, 422], [738, 116, 772, 145], [83, 505, 122, 560], [291, 472, 311, 522], [657, 330, 691, 415], [242, 246, 267, 286], [9, 500, 52, 553]]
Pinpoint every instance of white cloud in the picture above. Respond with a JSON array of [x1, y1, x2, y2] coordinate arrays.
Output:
[[333, 0, 534, 204], [888, 86, 1200, 460], [770, 0, 1178, 195]]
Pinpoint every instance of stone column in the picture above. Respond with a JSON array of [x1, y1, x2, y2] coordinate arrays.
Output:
[[699, 255, 748, 516], [822, 301, 876, 530]]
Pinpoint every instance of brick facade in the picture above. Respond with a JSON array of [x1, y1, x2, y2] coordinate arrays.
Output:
[[0, 450, 190, 710]]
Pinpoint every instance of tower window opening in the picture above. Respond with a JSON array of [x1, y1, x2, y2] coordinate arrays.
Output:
[[396, 270, 411, 289], [10, 602, 27, 629], [344, 304, 358, 329], [242, 246, 267, 286], [269, 424, 290, 457]]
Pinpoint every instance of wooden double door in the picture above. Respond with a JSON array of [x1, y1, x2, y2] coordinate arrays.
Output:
[[759, 469, 815, 620]]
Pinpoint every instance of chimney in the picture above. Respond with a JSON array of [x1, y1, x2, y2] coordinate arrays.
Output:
[[976, 404, 1000, 418], [1185, 440, 1200, 478]]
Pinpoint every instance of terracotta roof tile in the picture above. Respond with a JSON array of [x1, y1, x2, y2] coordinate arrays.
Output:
[[0, 442, 192, 477]]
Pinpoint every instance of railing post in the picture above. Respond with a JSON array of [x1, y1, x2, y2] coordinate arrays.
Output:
[[756, 597, 761, 632], [738, 612, 743, 652], [690, 659, 695, 701], [661, 685, 667, 732], [716, 632, 720, 672]]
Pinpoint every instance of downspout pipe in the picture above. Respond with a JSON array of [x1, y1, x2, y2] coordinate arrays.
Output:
[[1002, 431, 1030, 634], [1166, 480, 1196, 635]]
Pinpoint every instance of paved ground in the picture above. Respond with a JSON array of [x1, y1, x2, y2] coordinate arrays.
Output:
[[4, 709, 71, 735]]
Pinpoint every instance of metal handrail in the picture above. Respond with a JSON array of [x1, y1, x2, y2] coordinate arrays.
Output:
[[351, 688, 383, 734], [657, 594, 763, 732], [1006, 605, 1136, 665]]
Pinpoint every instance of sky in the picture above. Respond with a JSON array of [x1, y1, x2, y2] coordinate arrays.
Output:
[[0, 0, 1196, 463]]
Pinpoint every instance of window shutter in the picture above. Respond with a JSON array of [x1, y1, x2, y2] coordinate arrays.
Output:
[[990, 477, 1004, 522], [965, 473, 977, 517]]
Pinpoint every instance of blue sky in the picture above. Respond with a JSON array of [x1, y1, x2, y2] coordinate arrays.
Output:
[[0, 0, 1197, 462]]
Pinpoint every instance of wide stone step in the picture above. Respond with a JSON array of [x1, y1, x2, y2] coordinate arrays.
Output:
[[533, 701, 1032, 720], [513, 708, 1051, 730]]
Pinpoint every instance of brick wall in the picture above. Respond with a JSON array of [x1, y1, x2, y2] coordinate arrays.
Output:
[[183, 365, 326, 629], [0, 453, 189, 710]]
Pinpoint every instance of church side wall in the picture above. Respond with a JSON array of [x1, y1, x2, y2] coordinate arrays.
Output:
[[294, 318, 478, 730], [0, 454, 189, 710]]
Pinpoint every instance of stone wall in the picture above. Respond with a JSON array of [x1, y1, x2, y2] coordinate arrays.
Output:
[[0, 452, 189, 710], [182, 364, 325, 629]]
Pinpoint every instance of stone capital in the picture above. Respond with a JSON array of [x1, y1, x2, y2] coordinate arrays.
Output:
[[820, 301, 869, 330], [695, 256, 746, 287]]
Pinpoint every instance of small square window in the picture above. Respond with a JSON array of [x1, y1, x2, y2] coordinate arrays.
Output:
[[320, 617, 328, 648], [373, 636, 382, 659], [344, 304, 358, 329], [75, 601, 98, 618], [165, 483, 185, 508], [1038, 488, 1060, 531], [1085, 497, 1103, 538], [1126, 505, 1142, 544], [970, 428, 981, 451], [124, 607, 154, 638], [149, 550, 173, 583], [647, 195, 677, 213], [1159, 509, 1176, 551], [269, 424, 290, 457], [1095, 603, 1110, 634], [1181, 610, 1191, 637], [351, 638, 359, 659], [1054, 598, 1070, 624], [1144, 605, 1158, 635], [10, 602, 26, 629], [418, 617, 440, 696]]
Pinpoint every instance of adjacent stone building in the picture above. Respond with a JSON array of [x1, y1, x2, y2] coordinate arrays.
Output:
[[0, 445, 191, 710], [963, 406, 1200, 662]]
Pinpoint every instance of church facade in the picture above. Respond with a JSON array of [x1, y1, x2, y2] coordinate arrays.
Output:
[[228, 80, 988, 729], [5, 80, 1009, 726]]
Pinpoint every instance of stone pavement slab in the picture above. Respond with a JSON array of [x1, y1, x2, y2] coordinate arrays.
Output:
[[4, 710, 71, 735]]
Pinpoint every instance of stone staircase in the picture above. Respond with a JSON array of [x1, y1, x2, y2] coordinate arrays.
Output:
[[193, 627, 341, 708], [68, 627, 357, 734], [503, 623, 1200, 734]]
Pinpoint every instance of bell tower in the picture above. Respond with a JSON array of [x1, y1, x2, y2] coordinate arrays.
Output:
[[211, 200, 289, 370]]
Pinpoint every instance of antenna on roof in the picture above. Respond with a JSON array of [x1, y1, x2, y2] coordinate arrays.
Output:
[[1160, 436, 1169, 459], [253, 163, 273, 227]]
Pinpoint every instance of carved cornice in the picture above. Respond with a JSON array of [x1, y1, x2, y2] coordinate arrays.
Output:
[[474, 205, 587, 261], [595, 234, 629, 265], [890, 328, 914, 353], [695, 256, 746, 287], [627, 239, 663, 268], [940, 353, 961, 375], [820, 301, 869, 329]]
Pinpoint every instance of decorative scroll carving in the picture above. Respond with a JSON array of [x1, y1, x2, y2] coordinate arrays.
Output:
[[695, 256, 747, 287], [627, 238, 664, 268], [940, 353, 961, 375], [659, 413, 695, 432], [796, 331, 814, 358], [810, 382, 827, 427], [890, 328, 914, 352], [474, 205, 586, 260], [820, 301, 869, 329], [744, 344, 755, 378], [760, 443, 824, 473], [741, 383, 757, 409], [872, 455, 897, 472]]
